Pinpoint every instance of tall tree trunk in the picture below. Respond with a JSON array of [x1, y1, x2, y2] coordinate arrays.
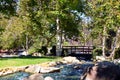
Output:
[[102, 26, 106, 57], [110, 27, 120, 60], [25, 35, 28, 55], [56, 17, 62, 56]]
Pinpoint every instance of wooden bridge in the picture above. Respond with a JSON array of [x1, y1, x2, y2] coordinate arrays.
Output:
[[62, 46, 94, 60]]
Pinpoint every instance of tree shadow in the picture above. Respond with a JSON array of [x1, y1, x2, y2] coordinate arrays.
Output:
[[0, 56, 59, 60]]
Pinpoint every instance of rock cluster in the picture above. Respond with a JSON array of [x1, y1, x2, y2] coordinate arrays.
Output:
[[0, 66, 27, 76], [0, 56, 81, 77]]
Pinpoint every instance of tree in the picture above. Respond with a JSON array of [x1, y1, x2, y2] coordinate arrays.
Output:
[[18, 0, 86, 55], [0, 0, 17, 16], [87, 0, 120, 59], [0, 0, 18, 50], [46, 0, 86, 55], [0, 17, 25, 49]]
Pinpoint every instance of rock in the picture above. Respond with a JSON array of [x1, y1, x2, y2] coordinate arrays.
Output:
[[80, 60, 86, 64], [24, 73, 44, 80], [0, 68, 15, 76], [0, 66, 28, 76], [3, 69, 13, 75], [117, 59, 120, 63], [113, 59, 120, 64], [63, 56, 80, 64], [18, 51, 28, 56], [39, 62, 49, 67], [73, 59, 80, 63], [60, 61, 67, 64], [25, 65, 41, 73], [96, 56, 106, 61], [32, 53, 42, 57], [74, 65, 81, 69], [48, 62, 57, 67], [40, 67, 60, 73], [44, 76, 54, 80], [55, 61, 63, 65], [16, 66, 27, 72]]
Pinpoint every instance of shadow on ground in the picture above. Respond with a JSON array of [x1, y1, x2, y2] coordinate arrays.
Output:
[[0, 56, 59, 60]]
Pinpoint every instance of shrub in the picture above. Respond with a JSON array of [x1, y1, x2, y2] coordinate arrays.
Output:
[[114, 47, 120, 59], [28, 47, 38, 54], [92, 48, 102, 59], [38, 46, 48, 55], [50, 46, 56, 56]]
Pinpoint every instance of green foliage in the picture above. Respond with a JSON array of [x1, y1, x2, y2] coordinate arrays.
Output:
[[28, 39, 43, 54], [0, 17, 8, 33], [92, 48, 102, 59], [18, 0, 86, 47], [0, 17, 25, 49], [63, 41, 69, 46], [0, 0, 17, 16], [0, 0, 87, 51], [105, 29, 116, 50], [87, 0, 120, 37], [114, 47, 120, 59], [107, 29, 116, 37], [28, 46, 38, 54], [40, 46, 48, 55], [50, 46, 56, 56], [87, 0, 120, 57]]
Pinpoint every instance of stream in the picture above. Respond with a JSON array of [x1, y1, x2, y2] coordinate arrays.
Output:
[[0, 62, 93, 80]]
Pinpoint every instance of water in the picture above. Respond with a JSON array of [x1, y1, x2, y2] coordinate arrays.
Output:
[[0, 63, 93, 80], [0, 72, 30, 80], [43, 63, 93, 80], [43, 64, 82, 80]]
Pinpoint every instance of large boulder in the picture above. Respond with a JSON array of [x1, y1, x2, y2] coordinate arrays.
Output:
[[40, 67, 60, 73], [62, 56, 80, 64], [96, 56, 106, 61], [44, 76, 54, 80], [48, 62, 57, 67], [25, 65, 41, 73]]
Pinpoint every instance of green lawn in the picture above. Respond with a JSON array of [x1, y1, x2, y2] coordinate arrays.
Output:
[[0, 56, 61, 68]]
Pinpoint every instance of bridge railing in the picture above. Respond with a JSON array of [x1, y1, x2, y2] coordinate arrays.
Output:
[[62, 46, 94, 55]]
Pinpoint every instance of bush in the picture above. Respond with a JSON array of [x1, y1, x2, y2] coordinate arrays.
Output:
[[50, 46, 56, 56], [28, 47, 38, 54], [114, 47, 120, 59], [28, 46, 38, 54], [37, 46, 48, 55], [92, 48, 102, 59]]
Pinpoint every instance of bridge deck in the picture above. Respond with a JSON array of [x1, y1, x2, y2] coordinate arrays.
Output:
[[62, 46, 94, 60]]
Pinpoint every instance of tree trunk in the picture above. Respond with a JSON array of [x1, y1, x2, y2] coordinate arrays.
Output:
[[56, 17, 62, 56], [25, 35, 28, 55], [110, 27, 120, 60], [102, 26, 106, 57]]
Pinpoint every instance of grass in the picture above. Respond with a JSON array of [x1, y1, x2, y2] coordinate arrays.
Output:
[[0, 56, 61, 68]]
